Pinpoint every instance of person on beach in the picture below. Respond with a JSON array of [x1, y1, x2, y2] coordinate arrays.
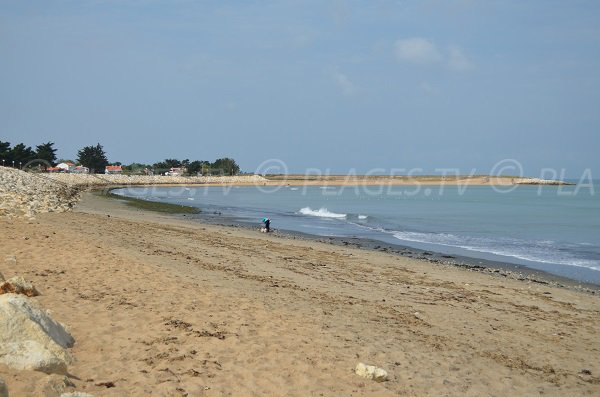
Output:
[[262, 217, 271, 233]]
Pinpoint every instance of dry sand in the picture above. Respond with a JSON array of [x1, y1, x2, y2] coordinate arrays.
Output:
[[0, 192, 598, 396]]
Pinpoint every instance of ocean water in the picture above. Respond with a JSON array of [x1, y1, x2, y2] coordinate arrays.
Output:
[[113, 184, 600, 284]]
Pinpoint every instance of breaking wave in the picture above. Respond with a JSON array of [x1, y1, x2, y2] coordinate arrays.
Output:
[[298, 207, 347, 219]]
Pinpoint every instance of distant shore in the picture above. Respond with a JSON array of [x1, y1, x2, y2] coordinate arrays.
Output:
[[42, 171, 571, 187], [262, 174, 573, 186]]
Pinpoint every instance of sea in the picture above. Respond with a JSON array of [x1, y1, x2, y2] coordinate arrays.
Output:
[[113, 183, 600, 284]]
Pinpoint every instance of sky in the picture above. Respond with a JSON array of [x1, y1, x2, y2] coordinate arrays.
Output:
[[1, 0, 599, 178]]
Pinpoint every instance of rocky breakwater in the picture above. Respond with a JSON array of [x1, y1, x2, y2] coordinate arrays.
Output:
[[0, 167, 81, 219], [515, 177, 573, 185], [44, 173, 268, 187]]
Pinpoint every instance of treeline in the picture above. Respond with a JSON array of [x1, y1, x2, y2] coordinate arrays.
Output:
[[0, 141, 57, 167], [125, 157, 240, 176], [0, 141, 241, 176]]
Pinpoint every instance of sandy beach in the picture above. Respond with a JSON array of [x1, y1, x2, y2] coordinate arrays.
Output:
[[0, 190, 598, 396]]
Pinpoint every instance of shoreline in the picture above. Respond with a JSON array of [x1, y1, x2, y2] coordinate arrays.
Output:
[[102, 188, 600, 293]]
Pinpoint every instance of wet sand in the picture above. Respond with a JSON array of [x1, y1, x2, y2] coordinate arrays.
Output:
[[0, 192, 599, 396]]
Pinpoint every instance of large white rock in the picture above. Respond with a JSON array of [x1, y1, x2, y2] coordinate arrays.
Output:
[[0, 377, 7, 397], [0, 294, 74, 374], [355, 362, 388, 382]]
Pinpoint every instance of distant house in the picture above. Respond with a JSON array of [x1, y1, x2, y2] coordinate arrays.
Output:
[[72, 165, 89, 174], [105, 165, 123, 174], [47, 166, 62, 173], [56, 162, 75, 172], [165, 167, 186, 176]]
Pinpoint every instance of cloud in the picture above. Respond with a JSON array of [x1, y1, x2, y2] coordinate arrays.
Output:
[[394, 38, 475, 72], [332, 71, 357, 96], [448, 46, 474, 71], [394, 37, 442, 64]]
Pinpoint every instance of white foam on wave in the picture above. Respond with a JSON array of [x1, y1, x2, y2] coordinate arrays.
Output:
[[187, 198, 195, 200], [392, 231, 600, 271], [289, 187, 299, 191], [358, 215, 368, 220], [298, 207, 347, 219]]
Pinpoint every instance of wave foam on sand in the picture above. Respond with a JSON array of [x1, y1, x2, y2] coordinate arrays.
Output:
[[392, 231, 600, 271]]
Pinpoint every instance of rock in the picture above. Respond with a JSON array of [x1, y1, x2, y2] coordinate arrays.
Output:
[[355, 362, 388, 382], [0, 272, 4, 283], [0, 276, 40, 297], [43, 374, 76, 395], [61, 393, 94, 397], [1, 340, 68, 374], [0, 294, 74, 374], [4, 256, 16, 268], [0, 378, 7, 397]]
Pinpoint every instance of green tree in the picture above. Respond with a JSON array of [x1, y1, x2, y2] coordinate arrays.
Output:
[[153, 158, 181, 173], [77, 143, 109, 173], [212, 157, 240, 176], [9, 143, 36, 167], [0, 141, 11, 165], [35, 142, 57, 168], [163, 159, 181, 168], [123, 162, 151, 174], [187, 160, 210, 176]]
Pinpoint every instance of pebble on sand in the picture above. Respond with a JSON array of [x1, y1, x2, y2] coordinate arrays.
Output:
[[355, 362, 388, 382]]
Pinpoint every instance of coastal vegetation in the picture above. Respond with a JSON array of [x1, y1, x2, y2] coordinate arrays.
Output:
[[0, 140, 241, 176], [77, 143, 109, 174], [0, 141, 57, 168]]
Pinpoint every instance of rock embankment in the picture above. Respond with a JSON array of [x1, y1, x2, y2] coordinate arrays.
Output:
[[0, 166, 267, 219], [515, 178, 572, 185], [0, 167, 81, 219], [43, 172, 267, 187]]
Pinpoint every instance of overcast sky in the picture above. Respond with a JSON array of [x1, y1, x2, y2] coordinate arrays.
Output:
[[1, 0, 599, 178]]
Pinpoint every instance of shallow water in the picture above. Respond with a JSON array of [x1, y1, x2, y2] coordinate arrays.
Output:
[[114, 184, 600, 283]]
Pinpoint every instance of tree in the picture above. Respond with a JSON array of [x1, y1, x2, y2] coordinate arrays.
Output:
[[163, 159, 182, 168], [187, 160, 210, 176], [9, 143, 36, 167], [0, 141, 10, 165], [212, 157, 240, 176], [153, 158, 181, 173], [35, 142, 57, 168], [123, 162, 151, 174], [77, 143, 109, 173]]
